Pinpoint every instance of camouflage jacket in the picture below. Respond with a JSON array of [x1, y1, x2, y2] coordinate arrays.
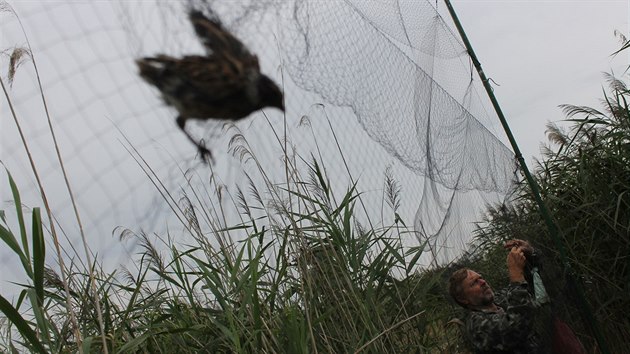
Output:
[[463, 281, 539, 353]]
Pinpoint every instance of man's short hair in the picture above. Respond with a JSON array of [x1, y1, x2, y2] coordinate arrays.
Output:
[[449, 267, 470, 308]]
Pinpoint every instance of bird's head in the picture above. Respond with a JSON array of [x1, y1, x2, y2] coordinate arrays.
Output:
[[257, 75, 285, 112]]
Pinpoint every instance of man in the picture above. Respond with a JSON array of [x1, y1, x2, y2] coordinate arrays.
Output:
[[449, 240, 540, 353]]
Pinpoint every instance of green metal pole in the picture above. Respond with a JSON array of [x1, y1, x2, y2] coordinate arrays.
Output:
[[442, 1, 610, 353]]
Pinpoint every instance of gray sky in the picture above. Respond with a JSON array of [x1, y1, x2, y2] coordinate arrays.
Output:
[[451, 0, 629, 164]]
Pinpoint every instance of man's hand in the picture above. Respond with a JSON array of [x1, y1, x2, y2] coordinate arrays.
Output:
[[504, 239, 533, 257], [507, 247, 527, 283]]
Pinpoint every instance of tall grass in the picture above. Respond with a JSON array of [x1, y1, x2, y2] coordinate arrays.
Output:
[[1, 134, 467, 352], [2, 1, 107, 351]]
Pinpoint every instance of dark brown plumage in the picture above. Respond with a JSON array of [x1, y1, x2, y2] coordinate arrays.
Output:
[[137, 9, 284, 162]]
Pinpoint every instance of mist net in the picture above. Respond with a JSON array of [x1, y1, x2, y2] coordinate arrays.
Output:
[[0, 0, 516, 274]]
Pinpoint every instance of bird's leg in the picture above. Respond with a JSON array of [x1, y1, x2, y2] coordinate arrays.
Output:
[[176, 115, 213, 163]]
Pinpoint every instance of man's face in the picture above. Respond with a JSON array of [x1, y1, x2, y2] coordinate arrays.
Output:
[[460, 270, 494, 308]]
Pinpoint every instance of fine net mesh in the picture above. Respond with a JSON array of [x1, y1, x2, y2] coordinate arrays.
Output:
[[1, 0, 515, 280]]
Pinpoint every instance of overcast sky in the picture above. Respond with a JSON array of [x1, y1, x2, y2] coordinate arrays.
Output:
[[451, 0, 628, 164]]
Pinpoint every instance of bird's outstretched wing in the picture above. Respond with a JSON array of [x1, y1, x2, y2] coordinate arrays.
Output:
[[189, 9, 259, 68]]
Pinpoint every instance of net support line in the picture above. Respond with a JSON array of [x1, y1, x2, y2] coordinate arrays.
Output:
[[442, 1, 611, 352]]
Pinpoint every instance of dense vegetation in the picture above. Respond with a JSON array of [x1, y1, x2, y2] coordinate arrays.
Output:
[[1, 157, 463, 353], [465, 67, 630, 351]]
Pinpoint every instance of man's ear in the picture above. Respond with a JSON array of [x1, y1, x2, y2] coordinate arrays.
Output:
[[457, 296, 469, 307]]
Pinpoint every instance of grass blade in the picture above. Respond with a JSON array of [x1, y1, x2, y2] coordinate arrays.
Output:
[[0, 294, 47, 353]]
